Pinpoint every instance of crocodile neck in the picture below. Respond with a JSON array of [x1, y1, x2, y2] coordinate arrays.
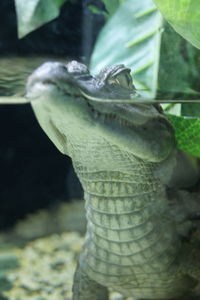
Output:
[[74, 159, 187, 298], [51, 122, 191, 298]]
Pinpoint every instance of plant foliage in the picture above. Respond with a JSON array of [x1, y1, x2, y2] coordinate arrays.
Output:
[[153, 0, 200, 49], [15, 0, 66, 38], [168, 115, 200, 157], [90, 0, 163, 99], [103, 0, 125, 16]]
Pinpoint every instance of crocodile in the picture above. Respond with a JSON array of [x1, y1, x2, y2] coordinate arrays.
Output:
[[26, 60, 200, 300]]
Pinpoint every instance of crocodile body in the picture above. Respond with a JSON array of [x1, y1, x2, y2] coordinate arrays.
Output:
[[26, 60, 200, 299], [74, 153, 193, 299]]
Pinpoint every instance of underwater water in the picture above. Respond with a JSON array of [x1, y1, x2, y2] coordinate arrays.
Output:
[[0, 202, 132, 300]]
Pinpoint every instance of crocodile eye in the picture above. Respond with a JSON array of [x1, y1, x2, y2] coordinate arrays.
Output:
[[108, 71, 134, 90]]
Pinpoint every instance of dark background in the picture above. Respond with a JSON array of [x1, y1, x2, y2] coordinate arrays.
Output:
[[0, 0, 105, 229]]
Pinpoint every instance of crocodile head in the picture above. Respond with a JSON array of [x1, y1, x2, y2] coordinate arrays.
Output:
[[26, 60, 175, 164]]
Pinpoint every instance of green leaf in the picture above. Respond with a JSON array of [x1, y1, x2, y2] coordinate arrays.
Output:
[[162, 103, 181, 116], [88, 5, 105, 15], [102, 0, 125, 16], [152, 0, 200, 49], [158, 23, 200, 98], [181, 103, 200, 117], [15, 0, 66, 38], [90, 0, 163, 99], [167, 114, 200, 157], [54, 0, 66, 6]]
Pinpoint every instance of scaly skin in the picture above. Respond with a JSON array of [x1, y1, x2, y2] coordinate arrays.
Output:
[[26, 60, 200, 300]]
